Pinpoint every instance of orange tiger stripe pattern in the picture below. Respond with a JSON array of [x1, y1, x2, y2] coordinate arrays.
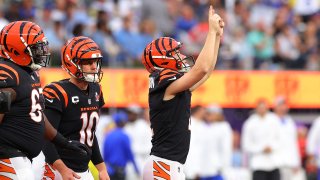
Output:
[[43, 87, 61, 100], [0, 64, 19, 85], [153, 160, 171, 180], [142, 37, 182, 73], [159, 69, 178, 84], [51, 83, 68, 108], [0, 21, 46, 67], [42, 163, 55, 180], [61, 36, 103, 83], [0, 159, 17, 179], [43, 91, 55, 99]]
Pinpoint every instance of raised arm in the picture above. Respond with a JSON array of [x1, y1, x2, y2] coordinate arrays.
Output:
[[164, 6, 224, 99], [189, 29, 223, 92]]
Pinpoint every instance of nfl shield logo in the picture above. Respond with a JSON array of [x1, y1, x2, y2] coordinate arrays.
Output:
[[88, 99, 91, 104]]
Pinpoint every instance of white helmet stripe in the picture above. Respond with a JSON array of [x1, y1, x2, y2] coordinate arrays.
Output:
[[152, 56, 175, 59]]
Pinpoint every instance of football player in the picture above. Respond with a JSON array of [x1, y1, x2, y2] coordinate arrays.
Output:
[[0, 21, 87, 180], [41, 36, 110, 180], [141, 5, 224, 180]]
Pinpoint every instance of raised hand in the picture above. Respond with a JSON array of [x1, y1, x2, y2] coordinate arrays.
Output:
[[208, 5, 224, 36]]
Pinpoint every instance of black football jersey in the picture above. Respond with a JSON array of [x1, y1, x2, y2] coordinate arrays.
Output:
[[0, 59, 45, 159], [43, 79, 104, 170], [149, 69, 191, 164]]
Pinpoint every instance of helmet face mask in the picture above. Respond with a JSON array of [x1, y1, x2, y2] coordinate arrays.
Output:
[[76, 58, 103, 83], [171, 49, 195, 73], [142, 37, 195, 73], [25, 40, 51, 70], [61, 36, 103, 83]]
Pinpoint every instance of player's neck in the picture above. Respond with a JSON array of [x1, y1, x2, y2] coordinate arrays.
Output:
[[69, 78, 88, 91]]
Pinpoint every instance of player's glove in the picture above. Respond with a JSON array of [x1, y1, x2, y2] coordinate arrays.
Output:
[[52, 133, 89, 156]]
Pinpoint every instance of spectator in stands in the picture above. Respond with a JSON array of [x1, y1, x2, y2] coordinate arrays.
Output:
[[274, 25, 302, 69], [247, 22, 275, 70], [175, 3, 198, 33], [113, 13, 141, 67], [4, 0, 20, 22], [19, 0, 36, 21], [141, 0, 174, 36], [0, 8, 9, 30]]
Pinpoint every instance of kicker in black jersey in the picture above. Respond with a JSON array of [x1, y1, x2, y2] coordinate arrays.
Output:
[[43, 79, 104, 171], [149, 69, 191, 164], [0, 59, 45, 159]]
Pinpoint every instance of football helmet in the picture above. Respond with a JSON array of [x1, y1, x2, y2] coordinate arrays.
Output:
[[61, 36, 103, 83], [142, 37, 194, 73], [0, 21, 50, 70]]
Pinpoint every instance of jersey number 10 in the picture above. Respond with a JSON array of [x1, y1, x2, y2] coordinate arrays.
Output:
[[80, 111, 99, 147]]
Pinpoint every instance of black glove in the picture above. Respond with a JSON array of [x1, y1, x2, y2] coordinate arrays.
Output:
[[51, 133, 89, 156]]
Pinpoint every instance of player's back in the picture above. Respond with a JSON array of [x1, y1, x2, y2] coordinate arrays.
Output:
[[43, 79, 104, 172], [0, 59, 45, 159], [148, 69, 191, 164]]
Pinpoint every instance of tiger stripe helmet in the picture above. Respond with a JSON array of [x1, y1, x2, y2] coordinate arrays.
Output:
[[142, 37, 194, 73], [61, 36, 103, 83], [0, 21, 50, 70]]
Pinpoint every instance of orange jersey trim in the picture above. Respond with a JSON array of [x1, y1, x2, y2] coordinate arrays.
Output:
[[43, 91, 55, 99], [51, 83, 68, 108], [0, 64, 19, 85], [0, 70, 13, 80], [44, 88, 60, 101]]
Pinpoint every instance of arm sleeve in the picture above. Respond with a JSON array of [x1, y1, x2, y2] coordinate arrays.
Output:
[[42, 108, 62, 164], [91, 135, 104, 165]]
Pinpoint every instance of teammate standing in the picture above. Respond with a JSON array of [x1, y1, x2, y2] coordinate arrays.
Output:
[[141, 5, 224, 180], [0, 21, 86, 180], [41, 36, 110, 180]]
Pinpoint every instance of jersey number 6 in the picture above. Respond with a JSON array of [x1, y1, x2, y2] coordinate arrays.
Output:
[[30, 88, 43, 122]]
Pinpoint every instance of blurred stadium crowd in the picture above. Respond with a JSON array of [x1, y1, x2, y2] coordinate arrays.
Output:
[[0, 0, 318, 70]]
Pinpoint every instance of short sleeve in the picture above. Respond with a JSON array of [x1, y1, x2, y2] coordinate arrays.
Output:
[[157, 69, 183, 90], [43, 83, 66, 113], [0, 64, 19, 88]]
